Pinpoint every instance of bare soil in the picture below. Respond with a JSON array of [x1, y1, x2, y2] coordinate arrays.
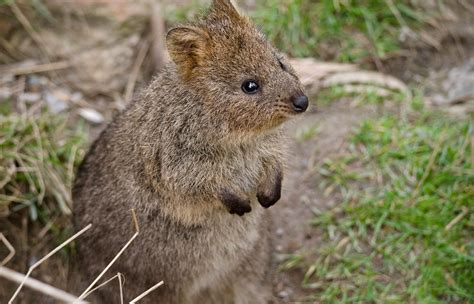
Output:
[[270, 100, 375, 303]]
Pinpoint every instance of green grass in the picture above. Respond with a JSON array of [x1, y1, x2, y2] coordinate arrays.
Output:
[[165, 0, 431, 62], [164, 0, 208, 25], [290, 105, 474, 302], [0, 106, 87, 226], [161, 0, 436, 62], [252, 0, 429, 62]]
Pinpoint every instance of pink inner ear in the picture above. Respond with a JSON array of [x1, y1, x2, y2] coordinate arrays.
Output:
[[167, 27, 208, 55], [166, 27, 210, 80]]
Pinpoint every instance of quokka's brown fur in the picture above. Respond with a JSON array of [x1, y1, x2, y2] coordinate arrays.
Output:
[[70, 1, 308, 303]]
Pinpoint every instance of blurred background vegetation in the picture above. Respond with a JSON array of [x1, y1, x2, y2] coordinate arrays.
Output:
[[0, 0, 473, 302]]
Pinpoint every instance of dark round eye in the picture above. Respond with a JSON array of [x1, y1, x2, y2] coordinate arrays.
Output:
[[241, 80, 260, 94]]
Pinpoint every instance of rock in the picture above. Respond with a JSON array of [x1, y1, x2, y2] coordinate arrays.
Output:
[[278, 289, 292, 300], [27, 75, 48, 92], [71, 92, 84, 104], [44, 91, 68, 113], [426, 58, 474, 117], [78, 108, 105, 124], [444, 58, 474, 104], [276, 228, 284, 238], [19, 92, 41, 103], [430, 94, 449, 106]]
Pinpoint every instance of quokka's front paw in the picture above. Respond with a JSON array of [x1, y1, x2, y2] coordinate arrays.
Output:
[[218, 190, 252, 216], [257, 188, 281, 208], [257, 169, 282, 208]]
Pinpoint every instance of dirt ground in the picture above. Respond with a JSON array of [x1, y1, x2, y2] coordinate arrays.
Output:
[[269, 99, 374, 302]]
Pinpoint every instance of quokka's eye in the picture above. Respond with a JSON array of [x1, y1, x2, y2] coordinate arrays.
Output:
[[241, 80, 260, 94]]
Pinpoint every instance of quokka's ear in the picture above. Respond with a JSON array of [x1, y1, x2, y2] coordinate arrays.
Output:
[[210, 0, 241, 19], [166, 26, 209, 80]]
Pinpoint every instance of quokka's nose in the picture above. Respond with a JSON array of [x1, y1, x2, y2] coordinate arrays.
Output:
[[291, 95, 309, 113]]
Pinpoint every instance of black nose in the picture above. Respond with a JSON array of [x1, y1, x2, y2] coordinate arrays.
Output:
[[291, 95, 309, 113]]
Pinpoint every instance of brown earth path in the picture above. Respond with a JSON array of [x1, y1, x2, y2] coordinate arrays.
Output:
[[271, 100, 375, 302]]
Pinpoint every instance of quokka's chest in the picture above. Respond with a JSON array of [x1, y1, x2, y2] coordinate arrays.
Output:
[[185, 209, 266, 292], [162, 145, 269, 189]]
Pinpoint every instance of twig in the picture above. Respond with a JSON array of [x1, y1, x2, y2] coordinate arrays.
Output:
[[335, 236, 350, 251], [322, 71, 408, 93], [9, 2, 51, 61], [124, 41, 150, 104], [410, 133, 445, 203], [384, 0, 407, 28], [0, 61, 70, 76], [151, 2, 169, 72], [76, 233, 138, 301], [130, 281, 165, 304], [76, 210, 140, 302], [8, 224, 92, 303], [0, 162, 15, 189], [458, 0, 474, 14], [67, 145, 79, 191], [119, 272, 124, 304], [453, 126, 473, 167], [131, 209, 140, 233], [445, 207, 469, 231], [0, 266, 87, 304], [0, 37, 24, 61], [81, 273, 125, 302], [0, 233, 15, 266]]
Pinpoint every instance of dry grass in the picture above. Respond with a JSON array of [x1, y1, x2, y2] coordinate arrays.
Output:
[[0, 104, 87, 221], [2, 210, 164, 302]]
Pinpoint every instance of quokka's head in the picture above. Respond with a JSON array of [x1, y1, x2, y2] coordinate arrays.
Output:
[[166, 0, 308, 133]]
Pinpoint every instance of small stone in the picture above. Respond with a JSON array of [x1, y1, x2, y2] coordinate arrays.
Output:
[[27, 75, 48, 92], [78, 108, 104, 124], [44, 91, 68, 113], [19, 92, 41, 103], [276, 228, 284, 237], [278, 290, 291, 300], [71, 92, 83, 103], [430, 94, 448, 106]]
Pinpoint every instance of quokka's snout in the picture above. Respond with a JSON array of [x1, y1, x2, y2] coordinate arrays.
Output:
[[290, 94, 309, 113], [277, 92, 309, 115]]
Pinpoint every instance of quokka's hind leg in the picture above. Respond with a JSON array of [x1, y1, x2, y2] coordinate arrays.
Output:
[[232, 255, 273, 304], [233, 224, 274, 304], [192, 281, 235, 304]]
